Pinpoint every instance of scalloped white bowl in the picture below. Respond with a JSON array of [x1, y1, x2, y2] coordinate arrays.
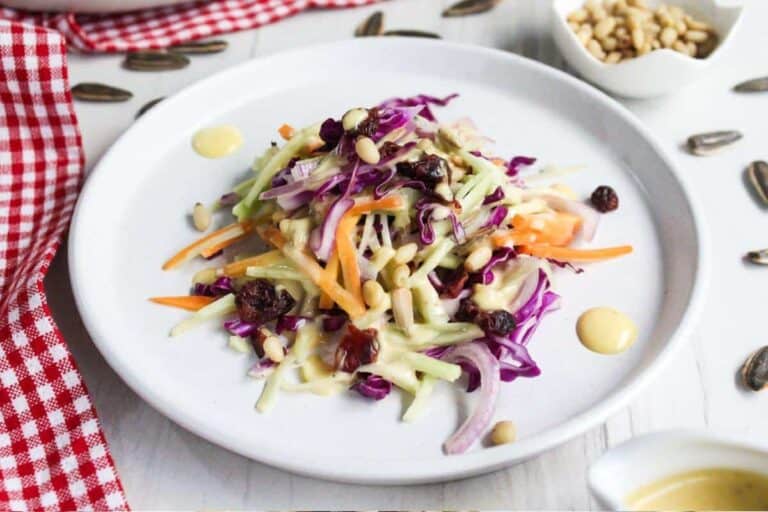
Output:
[[589, 430, 768, 509], [552, 0, 744, 99]]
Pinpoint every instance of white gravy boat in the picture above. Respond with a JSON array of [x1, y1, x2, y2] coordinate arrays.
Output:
[[589, 430, 768, 510]]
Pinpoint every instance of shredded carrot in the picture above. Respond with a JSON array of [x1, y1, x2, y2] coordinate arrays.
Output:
[[200, 233, 249, 258], [318, 251, 339, 309], [149, 295, 216, 311], [258, 225, 286, 249], [348, 195, 403, 216], [162, 222, 252, 270], [493, 213, 582, 248], [518, 244, 633, 262], [336, 214, 363, 306], [221, 250, 283, 277], [278, 124, 295, 140], [258, 226, 365, 318]]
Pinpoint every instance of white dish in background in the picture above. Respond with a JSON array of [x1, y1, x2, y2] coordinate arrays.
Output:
[[552, 0, 744, 99], [589, 430, 768, 509], [69, 38, 707, 484]]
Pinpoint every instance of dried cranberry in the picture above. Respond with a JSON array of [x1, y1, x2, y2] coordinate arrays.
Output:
[[378, 141, 402, 160], [251, 327, 266, 358], [334, 324, 379, 373], [355, 108, 379, 138], [455, 298, 480, 322], [235, 279, 296, 324], [478, 310, 516, 336], [439, 267, 469, 299], [396, 154, 447, 184], [590, 185, 619, 213]]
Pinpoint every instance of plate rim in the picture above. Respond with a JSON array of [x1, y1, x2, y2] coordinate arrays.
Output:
[[68, 37, 710, 484]]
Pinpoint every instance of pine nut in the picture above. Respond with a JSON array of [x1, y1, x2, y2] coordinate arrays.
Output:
[[464, 246, 493, 272], [684, 30, 708, 43], [587, 39, 606, 60], [672, 40, 690, 55], [576, 25, 593, 46], [392, 264, 410, 288], [391, 287, 414, 334], [363, 280, 386, 308], [594, 17, 616, 39], [605, 51, 622, 64], [263, 336, 284, 363], [192, 202, 211, 232], [394, 243, 418, 265], [568, 8, 589, 23], [660, 27, 677, 47], [684, 15, 711, 32], [601, 36, 618, 51], [342, 108, 368, 131], [355, 136, 380, 164], [491, 421, 517, 445], [568, 1, 716, 63]]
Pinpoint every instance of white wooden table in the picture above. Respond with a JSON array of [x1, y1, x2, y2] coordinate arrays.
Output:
[[47, 0, 768, 508]]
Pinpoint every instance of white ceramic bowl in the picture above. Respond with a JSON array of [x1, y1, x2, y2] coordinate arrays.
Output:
[[589, 430, 768, 509], [552, 0, 744, 99]]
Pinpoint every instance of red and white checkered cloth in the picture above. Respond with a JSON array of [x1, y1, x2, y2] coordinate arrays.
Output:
[[0, 1, 378, 510], [0, 21, 128, 511], [1, 0, 377, 53]]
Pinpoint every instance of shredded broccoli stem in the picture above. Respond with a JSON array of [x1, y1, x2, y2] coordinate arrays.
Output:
[[170, 293, 236, 337], [400, 352, 460, 382], [412, 277, 449, 324], [256, 355, 296, 413], [233, 123, 321, 220], [410, 238, 455, 284], [245, 266, 309, 281], [357, 361, 420, 395], [402, 375, 437, 423]]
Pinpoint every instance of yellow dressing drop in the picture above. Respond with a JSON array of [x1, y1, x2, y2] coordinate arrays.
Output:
[[192, 125, 243, 158], [625, 468, 768, 511], [576, 307, 637, 354]]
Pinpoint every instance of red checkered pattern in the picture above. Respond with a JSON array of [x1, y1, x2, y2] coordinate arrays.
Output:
[[0, 0, 378, 53], [0, 20, 128, 511]]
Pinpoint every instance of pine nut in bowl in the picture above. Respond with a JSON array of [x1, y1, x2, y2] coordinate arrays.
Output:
[[552, 0, 744, 99]]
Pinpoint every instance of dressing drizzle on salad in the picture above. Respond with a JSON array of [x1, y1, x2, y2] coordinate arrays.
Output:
[[155, 94, 634, 454], [192, 124, 243, 158]]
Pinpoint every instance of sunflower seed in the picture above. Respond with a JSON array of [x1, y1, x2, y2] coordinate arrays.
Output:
[[123, 51, 190, 71], [748, 160, 768, 205], [135, 97, 164, 119], [734, 76, 768, 93], [71, 82, 132, 102], [442, 0, 501, 17], [168, 40, 228, 55], [355, 11, 384, 37], [742, 346, 768, 390], [747, 249, 768, 266], [383, 29, 441, 39], [686, 130, 742, 156]]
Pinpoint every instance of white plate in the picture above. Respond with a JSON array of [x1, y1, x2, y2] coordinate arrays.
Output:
[[69, 38, 708, 484]]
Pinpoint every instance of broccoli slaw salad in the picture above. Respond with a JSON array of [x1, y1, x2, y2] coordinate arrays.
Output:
[[152, 94, 633, 455]]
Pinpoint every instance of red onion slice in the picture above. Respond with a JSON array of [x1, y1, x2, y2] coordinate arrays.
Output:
[[442, 343, 500, 454]]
